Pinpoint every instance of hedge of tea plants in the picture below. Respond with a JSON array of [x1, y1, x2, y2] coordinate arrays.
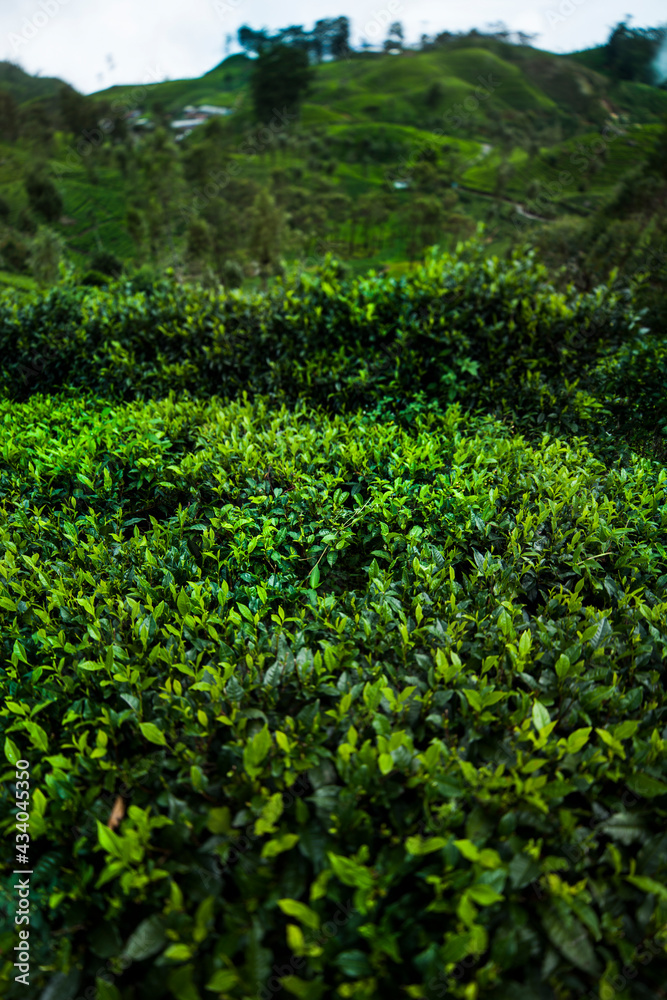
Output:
[[0, 241, 666, 1000], [0, 241, 660, 453]]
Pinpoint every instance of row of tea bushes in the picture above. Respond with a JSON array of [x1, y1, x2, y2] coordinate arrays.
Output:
[[1, 391, 666, 998], [0, 239, 661, 457]]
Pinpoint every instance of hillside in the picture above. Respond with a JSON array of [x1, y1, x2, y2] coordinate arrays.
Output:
[[0, 35, 666, 292], [93, 43, 667, 135], [94, 54, 253, 116], [0, 60, 67, 105]]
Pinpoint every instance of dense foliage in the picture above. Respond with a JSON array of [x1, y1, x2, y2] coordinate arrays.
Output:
[[249, 44, 314, 126], [0, 243, 666, 999], [603, 22, 667, 85], [2, 20, 667, 287], [0, 240, 660, 452]]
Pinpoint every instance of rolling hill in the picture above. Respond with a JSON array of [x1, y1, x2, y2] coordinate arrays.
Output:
[[0, 60, 67, 104], [0, 35, 665, 285]]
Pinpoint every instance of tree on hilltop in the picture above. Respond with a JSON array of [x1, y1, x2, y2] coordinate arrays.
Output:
[[239, 18, 350, 63], [312, 17, 351, 61], [0, 89, 18, 141], [24, 168, 63, 223], [384, 22, 404, 52], [249, 188, 284, 284], [237, 26, 270, 55], [250, 43, 313, 124], [604, 21, 666, 83]]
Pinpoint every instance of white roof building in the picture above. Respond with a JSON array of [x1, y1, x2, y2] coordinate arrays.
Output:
[[197, 105, 232, 116], [171, 117, 207, 131]]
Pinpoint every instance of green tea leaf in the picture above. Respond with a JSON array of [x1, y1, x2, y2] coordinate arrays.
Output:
[[566, 728, 591, 754], [177, 588, 191, 616], [405, 835, 447, 856], [541, 903, 600, 974], [4, 736, 21, 765], [121, 915, 167, 962], [139, 723, 167, 746], [468, 884, 503, 905], [519, 629, 531, 657], [327, 852, 374, 889], [532, 700, 550, 732], [205, 970, 239, 991], [625, 772, 667, 798], [261, 833, 300, 858], [626, 875, 667, 901], [280, 976, 326, 999], [454, 839, 480, 862], [95, 979, 121, 1000], [600, 812, 646, 845], [243, 724, 272, 776], [278, 898, 320, 930]]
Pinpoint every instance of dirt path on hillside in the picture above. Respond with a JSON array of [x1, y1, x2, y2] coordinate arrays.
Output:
[[457, 182, 549, 221]]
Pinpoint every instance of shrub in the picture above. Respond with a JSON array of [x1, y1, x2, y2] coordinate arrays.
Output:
[[219, 258, 244, 288], [0, 391, 666, 998], [79, 269, 112, 287], [125, 264, 165, 295], [88, 249, 124, 278], [24, 168, 63, 223], [1, 241, 667, 999], [28, 227, 65, 286], [15, 206, 37, 235], [186, 218, 213, 263], [0, 236, 648, 459], [0, 229, 30, 272]]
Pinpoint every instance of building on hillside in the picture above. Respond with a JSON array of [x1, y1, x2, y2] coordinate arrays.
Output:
[[169, 103, 233, 140], [171, 116, 208, 140], [132, 117, 155, 132], [197, 104, 232, 116]]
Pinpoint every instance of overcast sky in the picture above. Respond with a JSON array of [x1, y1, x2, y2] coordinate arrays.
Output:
[[1, 0, 665, 95]]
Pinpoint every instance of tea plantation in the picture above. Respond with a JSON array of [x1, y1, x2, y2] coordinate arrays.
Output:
[[0, 240, 666, 999]]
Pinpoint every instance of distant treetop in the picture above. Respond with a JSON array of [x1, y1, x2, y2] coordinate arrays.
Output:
[[237, 18, 350, 62]]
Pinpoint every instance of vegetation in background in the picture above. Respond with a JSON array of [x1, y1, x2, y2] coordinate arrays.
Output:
[[1, 19, 667, 286], [250, 44, 314, 125], [603, 21, 667, 84]]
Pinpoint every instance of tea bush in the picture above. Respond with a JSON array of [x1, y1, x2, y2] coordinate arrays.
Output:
[[0, 390, 666, 999], [0, 240, 666, 999], [0, 239, 651, 450], [592, 331, 667, 458]]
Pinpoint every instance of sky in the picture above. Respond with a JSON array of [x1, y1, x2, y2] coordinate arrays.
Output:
[[1, 0, 665, 95]]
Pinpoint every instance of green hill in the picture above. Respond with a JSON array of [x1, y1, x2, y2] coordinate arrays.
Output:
[[94, 54, 253, 115], [297, 43, 667, 132], [569, 44, 609, 73], [91, 43, 667, 133], [0, 37, 665, 287], [0, 60, 66, 104]]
